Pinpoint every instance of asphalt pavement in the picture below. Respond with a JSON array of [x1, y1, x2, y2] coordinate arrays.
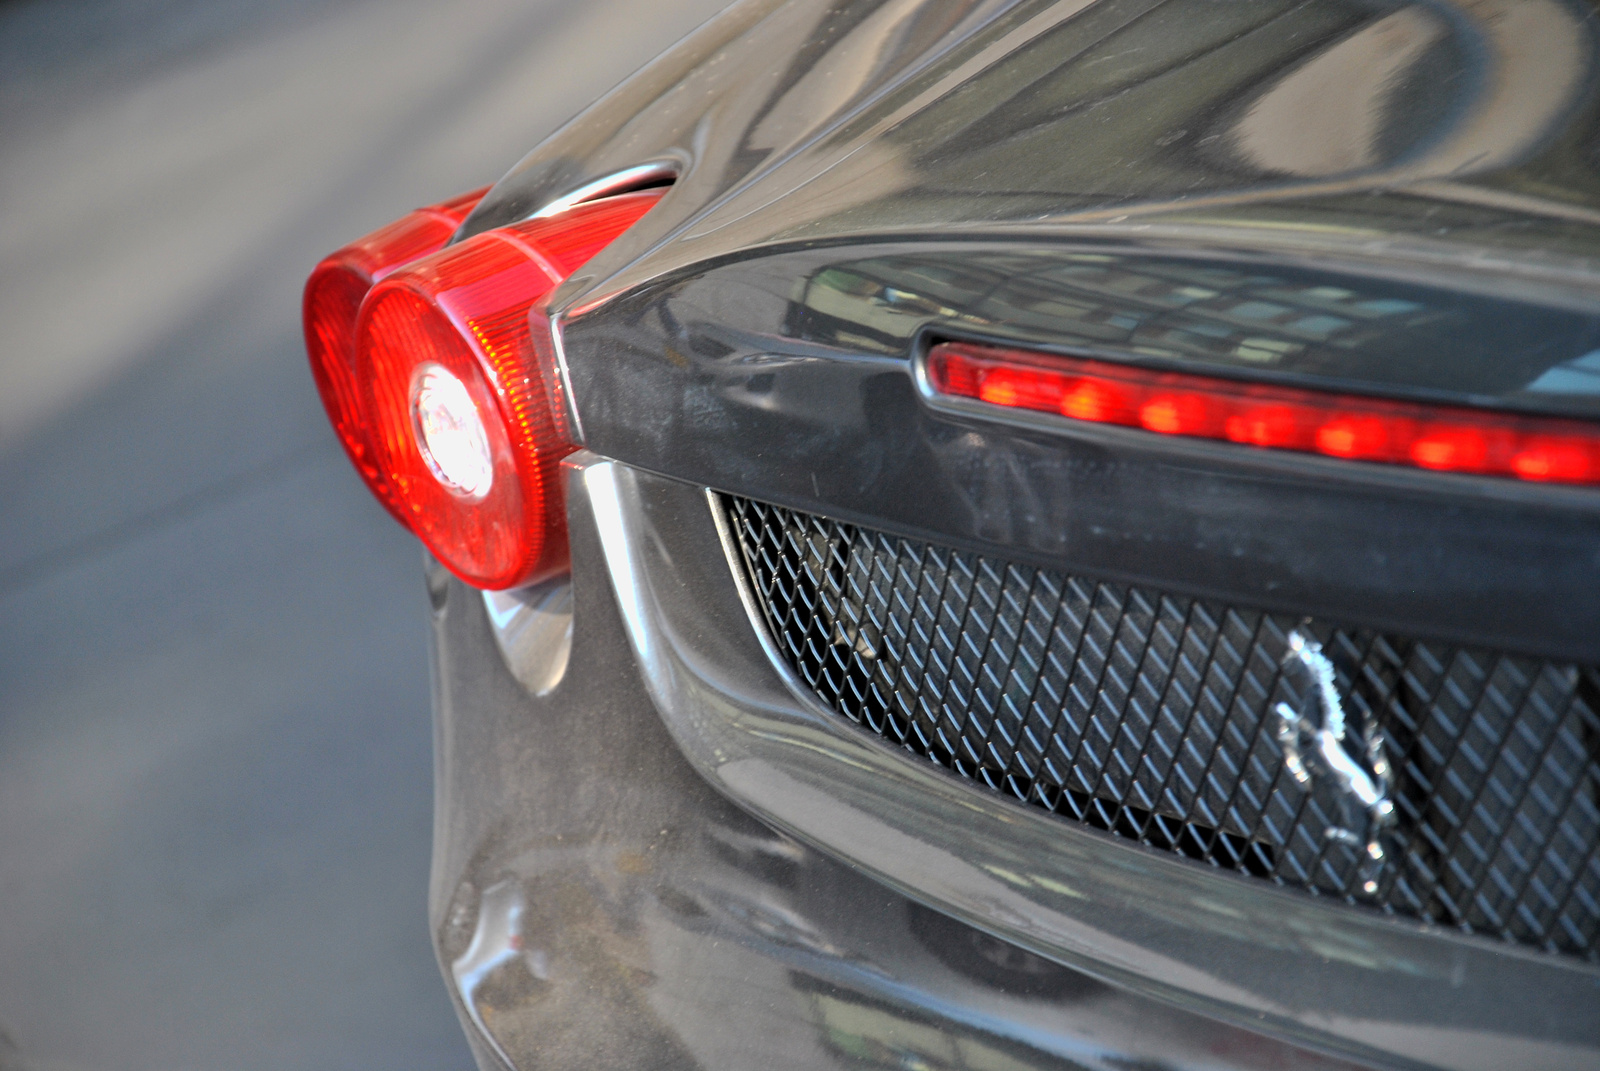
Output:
[[0, 0, 729, 1067]]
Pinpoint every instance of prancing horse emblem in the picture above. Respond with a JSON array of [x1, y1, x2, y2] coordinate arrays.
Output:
[[1274, 629, 1395, 893]]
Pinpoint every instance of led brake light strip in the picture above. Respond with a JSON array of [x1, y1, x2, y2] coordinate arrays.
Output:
[[927, 341, 1600, 486]]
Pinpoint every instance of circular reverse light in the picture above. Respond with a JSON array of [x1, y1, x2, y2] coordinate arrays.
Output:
[[411, 363, 494, 499]]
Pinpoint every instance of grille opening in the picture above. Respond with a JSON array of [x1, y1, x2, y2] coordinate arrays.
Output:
[[724, 494, 1600, 960]]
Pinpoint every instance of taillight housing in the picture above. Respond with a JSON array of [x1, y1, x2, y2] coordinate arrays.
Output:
[[303, 187, 488, 517], [927, 341, 1600, 486], [303, 185, 666, 588]]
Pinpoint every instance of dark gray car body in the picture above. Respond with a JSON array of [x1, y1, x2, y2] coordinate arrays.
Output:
[[426, 2, 1600, 1068]]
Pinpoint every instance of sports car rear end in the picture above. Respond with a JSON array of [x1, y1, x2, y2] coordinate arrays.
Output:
[[310, 1, 1600, 1067]]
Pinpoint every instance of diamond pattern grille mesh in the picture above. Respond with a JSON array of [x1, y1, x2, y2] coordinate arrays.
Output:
[[725, 495, 1600, 960]]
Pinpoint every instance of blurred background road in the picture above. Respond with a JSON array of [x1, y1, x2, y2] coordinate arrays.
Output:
[[0, 0, 727, 1067]]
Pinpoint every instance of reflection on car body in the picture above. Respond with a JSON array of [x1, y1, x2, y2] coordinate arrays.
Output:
[[304, 1, 1600, 1068]]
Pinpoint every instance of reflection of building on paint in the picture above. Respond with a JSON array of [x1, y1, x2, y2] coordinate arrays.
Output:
[[1231, 9, 1447, 177], [799, 253, 1441, 358], [1526, 351, 1600, 395], [803, 985, 1058, 1071], [790, 249, 1600, 406]]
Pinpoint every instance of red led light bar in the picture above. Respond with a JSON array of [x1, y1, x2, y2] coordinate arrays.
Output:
[[352, 188, 665, 589], [303, 186, 490, 518], [927, 341, 1600, 485]]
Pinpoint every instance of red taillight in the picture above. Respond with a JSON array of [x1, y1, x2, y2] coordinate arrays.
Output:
[[326, 188, 664, 589], [303, 186, 490, 517], [927, 341, 1600, 486]]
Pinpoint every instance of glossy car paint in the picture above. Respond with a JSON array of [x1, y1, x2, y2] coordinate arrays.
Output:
[[425, 1, 1600, 1067], [432, 458, 1376, 1071], [560, 240, 1600, 662]]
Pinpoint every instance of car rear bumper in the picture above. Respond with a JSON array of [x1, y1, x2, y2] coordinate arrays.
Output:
[[426, 452, 1600, 1071]]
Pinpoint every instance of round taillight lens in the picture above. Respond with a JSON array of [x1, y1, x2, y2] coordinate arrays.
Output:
[[349, 188, 666, 589], [356, 233, 567, 589], [302, 186, 489, 518]]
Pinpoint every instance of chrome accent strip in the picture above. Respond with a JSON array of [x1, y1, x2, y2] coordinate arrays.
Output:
[[524, 161, 681, 447], [573, 451, 1600, 1071], [523, 160, 678, 222], [547, 313, 584, 445], [482, 578, 573, 698]]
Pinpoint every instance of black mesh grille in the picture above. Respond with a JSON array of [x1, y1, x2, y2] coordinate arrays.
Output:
[[725, 495, 1600, 960]]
